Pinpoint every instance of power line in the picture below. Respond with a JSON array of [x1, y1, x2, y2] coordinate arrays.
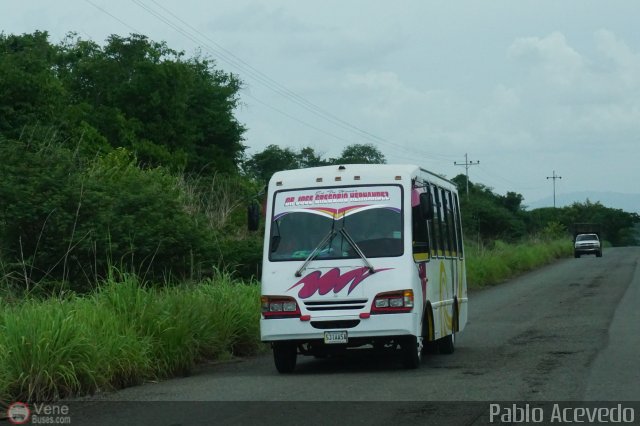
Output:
[[92, 0, 357, 146], [475, 164, 545, 191], [85, 0, 470, 164], [244, 92, 352, 145], [546, 170, 562, 208], [127, 0, 465, 162], [145, 1, 392, 149], [130, 1, 399, 147], [454, 153, 479, 199], [84, 0, 141, 33]]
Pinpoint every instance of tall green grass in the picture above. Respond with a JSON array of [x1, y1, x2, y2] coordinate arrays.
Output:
[[0, 298, 101, 400], [0, 238, 571, 402], [466, 237, 572, 288], [0, 272, 261, 402]]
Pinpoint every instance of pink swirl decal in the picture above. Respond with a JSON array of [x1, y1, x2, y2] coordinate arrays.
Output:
[[288, 267, 392, 299]]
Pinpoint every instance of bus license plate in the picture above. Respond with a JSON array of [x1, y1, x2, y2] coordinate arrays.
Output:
[[324, 331, 348, 344]]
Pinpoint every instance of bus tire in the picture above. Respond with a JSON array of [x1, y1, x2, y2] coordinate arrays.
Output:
[[273, 341, 297, 373], [401, 335, 422, 369], [438, 305, 457, 355]]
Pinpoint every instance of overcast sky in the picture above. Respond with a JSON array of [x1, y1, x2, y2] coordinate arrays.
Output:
[[2, 1, 639, 206]]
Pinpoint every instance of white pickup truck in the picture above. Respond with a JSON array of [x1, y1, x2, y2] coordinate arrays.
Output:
[[574, 233, 602, 258]]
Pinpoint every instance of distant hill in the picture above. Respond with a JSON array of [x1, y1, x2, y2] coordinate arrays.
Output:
[[525, 191, 640, 214]]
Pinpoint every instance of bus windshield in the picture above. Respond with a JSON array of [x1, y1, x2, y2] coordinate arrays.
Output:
[[269, 185, 403, 261]]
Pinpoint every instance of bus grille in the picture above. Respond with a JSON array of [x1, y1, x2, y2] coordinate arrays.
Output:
[[303, 299, 368, 312], [311, 320, 360, 329]]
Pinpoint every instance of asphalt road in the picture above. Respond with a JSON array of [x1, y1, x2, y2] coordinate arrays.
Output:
[[66, 247, 640, 425]]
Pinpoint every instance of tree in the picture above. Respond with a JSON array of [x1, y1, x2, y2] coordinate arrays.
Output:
[[0, 32, 247, 175], [242, 144, 299, 184], [243, 144, 387, 183], [0, 31, 66, 138], [502, 191, 524, 213], [525, 200, 639, 246], [333, 143, 386, 164], [452, 175, 527, 242], [57, 33, 246, 174], [297, 147, 328, 168], [462, 195, 526, 241]]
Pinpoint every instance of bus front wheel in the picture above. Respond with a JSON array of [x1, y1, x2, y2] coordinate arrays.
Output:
[[401, 336, 423, 369], [273, 341, 297, 373]]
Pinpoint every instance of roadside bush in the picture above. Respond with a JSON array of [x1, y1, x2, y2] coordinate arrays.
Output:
[[0, 137, 80, 293], [541, 221, 567, 240], [175, 171, 264, 281], [0, 139, 221, 293], [216, 236, 263, 280], [75, 148, 216, 286]]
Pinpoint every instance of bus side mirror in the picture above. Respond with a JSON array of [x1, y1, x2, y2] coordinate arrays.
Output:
[[413, 242, 429, 253], [248, 202, 260, 231], [419, 193, 433, 221]]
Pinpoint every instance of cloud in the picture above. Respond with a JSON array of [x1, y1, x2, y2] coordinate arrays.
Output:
[[207, 3, 307, 33], [343, 70, 410, 95], [338, 69, 469, 142], [501, 30, 640, 154], [594, 29, 639, 69], [508, 32, 585, 89]]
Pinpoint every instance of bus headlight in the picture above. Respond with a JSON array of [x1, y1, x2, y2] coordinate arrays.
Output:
[[261, 296, 301, 318], [371, 290, 414, 314]]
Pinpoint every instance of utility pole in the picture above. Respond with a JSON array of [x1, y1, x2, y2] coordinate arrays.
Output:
[[454, 153, 480, 199], [546, 170, 562, 208]]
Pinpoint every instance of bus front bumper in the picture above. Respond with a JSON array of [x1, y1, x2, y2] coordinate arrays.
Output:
[[260, 312, 419, 342]]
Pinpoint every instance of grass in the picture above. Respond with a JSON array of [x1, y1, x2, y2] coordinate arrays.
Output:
[[466, 237, 573, 289], [0, 271, 261, 402], [0, 238, 572, 402]]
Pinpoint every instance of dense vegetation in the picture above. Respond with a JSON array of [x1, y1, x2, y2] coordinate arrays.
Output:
[[0, 31, 638, 402], [0, 31, 388, 294], [453, 176, 639, 247], [1, 30, 638, 293]]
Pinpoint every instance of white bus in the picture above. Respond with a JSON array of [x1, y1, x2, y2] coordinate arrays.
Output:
[[259, 164, 467, 373]]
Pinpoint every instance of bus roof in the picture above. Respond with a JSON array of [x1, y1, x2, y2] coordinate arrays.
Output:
[[269, 164, 457, 191]]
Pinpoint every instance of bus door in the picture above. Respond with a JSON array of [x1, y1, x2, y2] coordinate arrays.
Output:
[[434, 186, 458, 336], [443, 189, 458, 301]]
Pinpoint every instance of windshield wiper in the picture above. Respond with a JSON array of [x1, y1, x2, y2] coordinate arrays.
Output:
[[295, 228, 337, 277], [339, 228, 375, 273], [294, 220, 376, 277]]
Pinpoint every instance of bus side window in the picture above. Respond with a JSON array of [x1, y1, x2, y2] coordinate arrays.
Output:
[[412, 202, 429, 261], [441, 188, 451, 257], [433, 186, 445, 257], [444, 189, 456, 257]]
